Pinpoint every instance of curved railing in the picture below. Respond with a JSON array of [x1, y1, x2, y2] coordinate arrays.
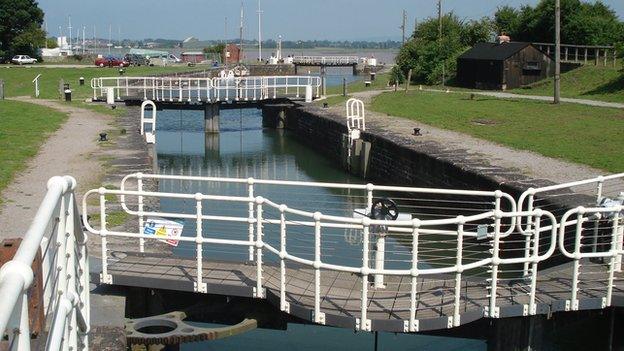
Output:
[[0, 176, 89, 350], [292, 56, 359, 65]]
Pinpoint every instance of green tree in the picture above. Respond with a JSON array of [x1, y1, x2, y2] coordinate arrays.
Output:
[[0, 0, 45, 59], [45, 37, 58, 48], [397, 13, 493, 85], [493, 0, 624, 45]]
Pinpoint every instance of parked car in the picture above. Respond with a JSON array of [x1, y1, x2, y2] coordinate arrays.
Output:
[[11, 55, 37, 65], [95, 56, 130, 67], [124, 54, 150, 66]]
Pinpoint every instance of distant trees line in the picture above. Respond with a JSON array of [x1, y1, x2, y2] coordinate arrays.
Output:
[[394, 0, 624, 85]]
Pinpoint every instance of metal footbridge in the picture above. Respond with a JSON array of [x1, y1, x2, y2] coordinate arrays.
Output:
[[91, 75, 322, 104], [1, 173, 624, 350]]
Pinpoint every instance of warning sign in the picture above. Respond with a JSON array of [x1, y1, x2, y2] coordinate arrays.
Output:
[[143, 218, 184, 247]]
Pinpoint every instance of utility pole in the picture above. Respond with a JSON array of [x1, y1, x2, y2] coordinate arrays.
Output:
[[239, 1, 244, 63], [257, 0, 263, 62], [438, 0, 445, 87], [554, 0, 561, 104], [93, 25, 97, 54], [400, 10, 407, 45]]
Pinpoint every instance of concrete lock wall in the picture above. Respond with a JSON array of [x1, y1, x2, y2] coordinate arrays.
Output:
[[261, 102, 590, 269]]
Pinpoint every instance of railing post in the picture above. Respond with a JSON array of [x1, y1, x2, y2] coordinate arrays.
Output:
[[528, 211, 542, 315], [359, 217, 371, 331], [453, 218, 464, 327], [178, 77, 182, 102], [138, 175, 145, 252], [279, 205, 289, 312], [408, 219, 420, 332], [9, 292, 31, 351], [248, 178, 255, 262], [65, 191, 79, 351], [194, 194, 207, 293], [99, 188, 112, 284], [255, 197, 265, 298], [143, 78, 147, 100], [312, 212, 325, 324], [593, 178, 604, 254], [607, 212, 620, 306], [488, 192, 502, 318], [570, 210, 584, 311], [523, 193, 535, 277]]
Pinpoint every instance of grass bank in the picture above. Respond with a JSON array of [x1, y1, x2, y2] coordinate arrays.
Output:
[[0, 100, 68, 199], [371, 90, 624, 172], [511, 64, 624, 103]]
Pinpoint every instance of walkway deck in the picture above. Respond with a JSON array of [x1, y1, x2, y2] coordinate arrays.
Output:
[[91, 252, 624, 332]]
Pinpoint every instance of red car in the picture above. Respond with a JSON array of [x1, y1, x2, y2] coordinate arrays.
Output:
[[95, 56, 130, 68]]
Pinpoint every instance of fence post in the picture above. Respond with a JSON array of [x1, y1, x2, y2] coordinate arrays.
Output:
[[0, 79, 4, 100], [255, 197, 265, 299], [59, 79, 65, 100], [405, 69, 412, 92]]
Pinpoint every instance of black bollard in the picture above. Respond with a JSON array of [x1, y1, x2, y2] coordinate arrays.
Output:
[[64, 89, 72, 102], [79, 77, 85, 86]]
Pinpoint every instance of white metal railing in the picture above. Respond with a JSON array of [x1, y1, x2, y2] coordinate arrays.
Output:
[[518, 173, 624, 276], [559, 205, 624, 310], [292, 56, 359, 65], [82, 174, 591, 331], [0, 176, 90, 350], [91, 76, 322, 103]]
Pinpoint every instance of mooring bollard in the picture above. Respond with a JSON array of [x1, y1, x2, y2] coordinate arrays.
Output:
[[64, 89, 72, 102], [79, 77, 85, 86]]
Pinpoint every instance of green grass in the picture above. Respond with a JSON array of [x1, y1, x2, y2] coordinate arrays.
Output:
[[371, 91, 624, 172], [511, 64, 624, 103], [0, 100, 68, 198], [326, 72, 391, 95], [0, 65, 198, 100], [90, 211, 129, 228]]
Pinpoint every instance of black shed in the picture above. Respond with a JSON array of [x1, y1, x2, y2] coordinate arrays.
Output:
[[456, 42, 553, 90]]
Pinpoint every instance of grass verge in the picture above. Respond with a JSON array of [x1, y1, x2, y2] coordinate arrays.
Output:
[[0, 100, 68, 199], [370, 90, 624, 172]]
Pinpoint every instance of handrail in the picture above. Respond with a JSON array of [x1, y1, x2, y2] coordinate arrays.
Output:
[[0, 176, 90, 350]]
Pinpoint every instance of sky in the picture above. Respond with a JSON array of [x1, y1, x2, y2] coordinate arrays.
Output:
[[39, 0, 624, 41]]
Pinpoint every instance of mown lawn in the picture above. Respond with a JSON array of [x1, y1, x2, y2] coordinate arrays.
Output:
[[0, 100, 68, 198], [0, 65, 198, 100], [371, 91, 624, 172], [511, 63, 624, 103]]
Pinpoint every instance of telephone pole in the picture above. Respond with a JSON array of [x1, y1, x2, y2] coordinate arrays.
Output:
[[239, 1, 244, 63], [438, 0, 445, 87], [400, 10, 407, 45], [554, 0, 561, 104], [257, 0, 263, 61]]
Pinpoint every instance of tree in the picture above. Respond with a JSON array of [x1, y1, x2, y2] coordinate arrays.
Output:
[[493, 0, 624, 46], [396, 13, 493, 85], [0, 0, 45, 59], [46, 37, 58, 48]]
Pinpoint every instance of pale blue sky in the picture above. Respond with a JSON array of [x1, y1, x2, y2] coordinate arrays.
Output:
[[39, 0, 624, 41]]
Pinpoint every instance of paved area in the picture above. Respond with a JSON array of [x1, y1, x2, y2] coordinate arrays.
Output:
[[464, 90, 624, 109], [0, 98, 111, 239]]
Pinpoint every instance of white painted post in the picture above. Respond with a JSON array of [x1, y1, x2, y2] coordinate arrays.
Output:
[[255, 197, 264, 298], [138, 176, 145, 253], [305, 85, 313, 103], [453, 220, 464, 327], [195, 194, 207, 293], [32, 74, 41, 98], [313, 212, 325, 325], [279, 206, 289, 312], [373, 234, 386, 289], [106, 87, 115, 105], [360, 218, 371, 331], [528, 212, 542, 315], [409, 220, 420, 332], [99, 188, 112, 284], [523, 194, 535, 277], [607, 212, 620, 306], [571, 211, 583, 310], [488, 193, 502, 318], [248, 179, 255, 261]]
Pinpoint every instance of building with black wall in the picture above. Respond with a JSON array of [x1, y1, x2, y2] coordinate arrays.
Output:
[[456, 42, 554, 90]]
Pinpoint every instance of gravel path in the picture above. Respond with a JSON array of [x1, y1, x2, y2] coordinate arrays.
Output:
[[330, 89, 619, 187], [0, 97, 111, 240]]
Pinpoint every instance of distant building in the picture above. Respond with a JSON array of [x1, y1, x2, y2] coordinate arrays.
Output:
[[223, 44, 241, 64], [181, 51, 205, 64], [456, 42, 554, 90]]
